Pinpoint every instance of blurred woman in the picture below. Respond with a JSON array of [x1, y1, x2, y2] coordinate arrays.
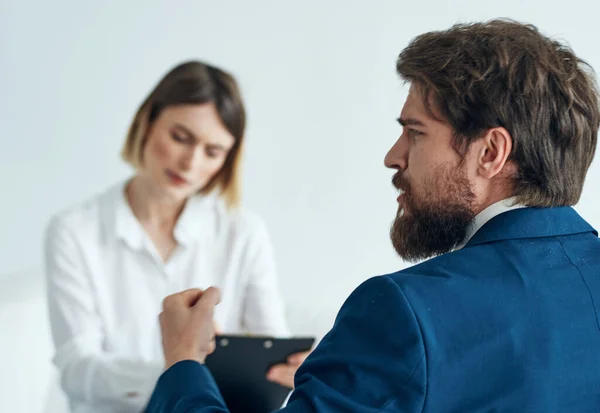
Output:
[[44, 61, 304, 413]]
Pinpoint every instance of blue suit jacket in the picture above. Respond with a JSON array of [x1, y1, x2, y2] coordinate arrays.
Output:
[[146, 207, 600, 412]]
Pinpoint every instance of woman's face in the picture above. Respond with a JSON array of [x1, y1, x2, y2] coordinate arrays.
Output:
[[140, 103, 236, 202]]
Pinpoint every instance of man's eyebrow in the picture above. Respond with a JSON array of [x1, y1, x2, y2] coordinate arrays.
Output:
[[397, 117, 425, 127]]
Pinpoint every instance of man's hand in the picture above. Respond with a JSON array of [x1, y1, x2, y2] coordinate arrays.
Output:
[[159, 287, 221, 369], [266, 350, 311, 389]]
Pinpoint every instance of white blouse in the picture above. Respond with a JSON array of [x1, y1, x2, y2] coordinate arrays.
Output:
[[44, 180, 290, 413]]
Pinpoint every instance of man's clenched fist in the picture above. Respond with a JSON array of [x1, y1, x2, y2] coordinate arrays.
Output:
[[159, 287, 221, 369]]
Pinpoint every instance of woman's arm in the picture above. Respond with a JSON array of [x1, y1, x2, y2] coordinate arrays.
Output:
[[240, 217, 290, 337], [44, 216, 163, 410]]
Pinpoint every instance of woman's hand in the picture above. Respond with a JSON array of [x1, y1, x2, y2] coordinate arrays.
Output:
[[266, 350, 311, 389]]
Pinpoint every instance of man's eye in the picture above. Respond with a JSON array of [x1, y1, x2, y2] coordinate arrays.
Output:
[[408, 129, 422, 139]]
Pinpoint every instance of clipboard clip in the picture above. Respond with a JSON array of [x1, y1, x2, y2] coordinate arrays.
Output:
[[219, 338, 273, 349]]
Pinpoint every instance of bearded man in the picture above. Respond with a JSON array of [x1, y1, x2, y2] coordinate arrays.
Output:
[[146, 19, 600, 413]]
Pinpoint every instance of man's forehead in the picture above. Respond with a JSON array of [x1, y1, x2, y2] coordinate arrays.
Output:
[[399, 83, 446, 125], [399, 85, 427, 119]]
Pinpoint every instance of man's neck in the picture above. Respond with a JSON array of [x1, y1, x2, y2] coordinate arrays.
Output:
[[472, 188, 516, 216]]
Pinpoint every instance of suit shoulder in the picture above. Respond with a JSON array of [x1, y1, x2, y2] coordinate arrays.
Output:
[[381, 247, 494, 302], [340, 274, 419, 318], [392, 247, 485, 280]]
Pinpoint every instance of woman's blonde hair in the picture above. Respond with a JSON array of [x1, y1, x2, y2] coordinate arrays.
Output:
[[121, 60, 246, 208]]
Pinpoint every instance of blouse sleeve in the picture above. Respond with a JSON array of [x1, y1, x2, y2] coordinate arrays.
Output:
[[240, 217, 291, 337]]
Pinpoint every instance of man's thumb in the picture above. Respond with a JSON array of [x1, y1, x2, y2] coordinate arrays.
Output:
[[194, 286, 221, 310]]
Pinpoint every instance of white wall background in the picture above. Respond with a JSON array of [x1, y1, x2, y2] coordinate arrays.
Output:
[[2, 0, 600, 412]]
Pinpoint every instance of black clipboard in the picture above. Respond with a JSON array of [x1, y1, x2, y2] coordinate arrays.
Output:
[[205, 335, 315, 413]]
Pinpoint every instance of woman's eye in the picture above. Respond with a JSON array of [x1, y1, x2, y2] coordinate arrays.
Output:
[[172, 133, 187, 143], [206, 149, 222, 159]]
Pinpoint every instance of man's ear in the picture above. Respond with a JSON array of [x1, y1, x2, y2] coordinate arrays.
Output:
[[476, 127, 513, 179]]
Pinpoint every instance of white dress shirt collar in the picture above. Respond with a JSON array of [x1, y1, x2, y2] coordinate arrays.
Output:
[[456, 197, 526, 250], [114, 180, 218, 250]]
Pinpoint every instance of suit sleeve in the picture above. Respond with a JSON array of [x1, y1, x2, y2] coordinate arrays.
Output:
[[145, 275, 427, 413]]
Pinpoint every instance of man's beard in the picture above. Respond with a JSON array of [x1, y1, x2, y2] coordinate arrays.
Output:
[[390, 165, 476, 262]]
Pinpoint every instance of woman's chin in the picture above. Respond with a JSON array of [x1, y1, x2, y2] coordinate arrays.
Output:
[[154, 184, 193, 203]]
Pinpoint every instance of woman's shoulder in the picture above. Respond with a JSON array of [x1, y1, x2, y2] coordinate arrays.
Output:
[[46, 181, 125, 239], [212, 198, 269, 238]]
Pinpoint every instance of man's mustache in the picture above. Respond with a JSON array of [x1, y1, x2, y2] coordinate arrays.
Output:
[[392, 172, 410, 192]]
